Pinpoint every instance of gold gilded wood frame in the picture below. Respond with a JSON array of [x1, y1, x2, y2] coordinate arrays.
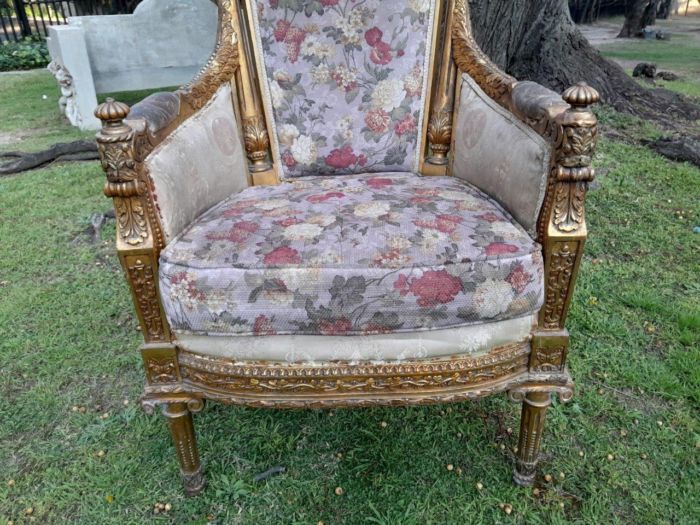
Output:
[[95, 0, 598, 495]]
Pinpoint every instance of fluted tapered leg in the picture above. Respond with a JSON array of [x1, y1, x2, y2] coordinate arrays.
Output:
[[513, 391, 551, 486], [161, 402, 205, 496]]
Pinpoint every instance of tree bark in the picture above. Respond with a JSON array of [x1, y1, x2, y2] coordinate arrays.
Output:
[[0, 140, 98, 175], [469, 0, 700, 129], [618, 0, 659, 37]]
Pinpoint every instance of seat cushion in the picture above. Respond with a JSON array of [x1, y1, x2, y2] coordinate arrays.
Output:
[[159, 172, 544, 337]]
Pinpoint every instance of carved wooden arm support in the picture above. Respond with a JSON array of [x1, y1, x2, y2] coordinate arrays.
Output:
[[95, 99, 171, 345]]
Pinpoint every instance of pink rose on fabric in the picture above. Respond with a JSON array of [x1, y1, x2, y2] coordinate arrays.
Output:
[[358, 154, 367, 167], [485, 242, 520, 256], [274, 217, 303, 227], [284, 26, 306, 63], [435, 214, 463, 233], [506, 263, 531, 293], [476, 212, 504, 223], [268, 0, 278, 8], [207, 220, 259, 243], [397, 49, 405, 57], [306, 191, 345, 203], [394, 113, 416, 136], [393, 274, 410, 296], [282, 150, 297, 168], [325, 145, 358, 169], [253, 314, 276, 336], [263, 246, 301, 266], [365, 27, 383, 46], [409, 270, 463, 307], [319, 318, 353, 335], [320, 0, 340, 5], [274, 20, 291, 42], [370, 41, 393, 65], [365, 108, 391, 133], [367, 177, 394, 189]]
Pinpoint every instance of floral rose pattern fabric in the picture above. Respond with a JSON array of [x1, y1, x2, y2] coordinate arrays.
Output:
[[253, 0, 434, 178], [159, 173, 544, 337]]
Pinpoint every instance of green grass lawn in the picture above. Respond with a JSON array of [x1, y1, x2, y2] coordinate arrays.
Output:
[[1, 71, 699, 525], [598, 31, 700, 99]]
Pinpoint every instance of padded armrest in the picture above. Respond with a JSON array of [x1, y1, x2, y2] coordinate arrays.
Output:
[[144, 84, 250, 243], [510, 82, 569, 136], [451, 75, 551, 237], [127, 92, 181, 134]]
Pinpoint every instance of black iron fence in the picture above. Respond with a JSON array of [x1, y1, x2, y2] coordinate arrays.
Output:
[[1, 0, 142, 41]]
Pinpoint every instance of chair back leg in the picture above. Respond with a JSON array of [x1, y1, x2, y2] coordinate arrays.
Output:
[[513, 391, 552, 486]]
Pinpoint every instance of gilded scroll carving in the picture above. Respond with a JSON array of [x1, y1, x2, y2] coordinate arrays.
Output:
[[452, 0, 516, 106], [125, 256, 166, 342], [179, 0, 240, 110], [531, 346, 567, 372], [542, 241, 579, 329]]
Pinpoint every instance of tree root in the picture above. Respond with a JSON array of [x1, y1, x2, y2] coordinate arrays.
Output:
[[0, 140, 98, 175]]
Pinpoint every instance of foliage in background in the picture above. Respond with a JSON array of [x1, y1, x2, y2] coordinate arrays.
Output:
[[0, 35, 49, 72]]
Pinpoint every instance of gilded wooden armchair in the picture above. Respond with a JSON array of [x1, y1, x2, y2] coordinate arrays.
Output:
[[95, 0, 598, 495]]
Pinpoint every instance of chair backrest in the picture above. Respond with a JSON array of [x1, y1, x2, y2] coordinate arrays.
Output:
[[247, 0, 440, 179]]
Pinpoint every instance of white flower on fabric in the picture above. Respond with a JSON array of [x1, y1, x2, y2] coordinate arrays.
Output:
[[257, 198, 290, 211], [354, 201, 391, 219], [290, 135, 318, 165], [283, 223, 324, 241], [409, 0, 431, 13], [332, 64, 358, 90], [473, 278, 515, 318], [169, 272, 201, 310], [418, 229, 448, 250], [278, 124, 300, 146], [315, 43, 336, 60], [336, 115, 354, 141], [270, 81, 285, 109], [458, 326, 493, 353], [273, 69, 291, 83], [311, 63, 331, 84], [371, 79, 406, 112], [488, 222, 521, 240], [301, 36, 320, 57], [404, 65, 423, 97], [307, 214, 336, 227], [389, 236, 411, 250], [205, 291, 233, 316]]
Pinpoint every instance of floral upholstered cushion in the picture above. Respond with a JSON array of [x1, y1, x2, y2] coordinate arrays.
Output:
[[251, 0, 435, 178], [159, 173, 544, 337]]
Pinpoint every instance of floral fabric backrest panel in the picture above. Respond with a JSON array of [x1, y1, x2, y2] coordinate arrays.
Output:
[[250, 0, 436, 179]]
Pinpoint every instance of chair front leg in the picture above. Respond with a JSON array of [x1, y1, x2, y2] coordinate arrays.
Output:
[[513, 391, 551, 486], [161, 401, 206, 496]]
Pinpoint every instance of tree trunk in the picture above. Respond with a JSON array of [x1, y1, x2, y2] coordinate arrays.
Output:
[[569, 0, 626, 23], [469, 0, 700, 128], [618, 0, 659, 37], [657, 0, 674, 18]]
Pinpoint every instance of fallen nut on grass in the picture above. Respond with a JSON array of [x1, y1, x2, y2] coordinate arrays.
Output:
[[476, 482, 484, 491], [334, 487, 344, 496], [544, 474, 553, 482], [502, 503, 513, 515], [607, 454, 615, 461], [446, 464, 454, 471], [7, 479, 15, 487]]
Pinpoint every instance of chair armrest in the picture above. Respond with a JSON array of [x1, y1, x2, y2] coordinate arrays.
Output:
[[509, 82, 570, 136], [126, 92, 181, 135]]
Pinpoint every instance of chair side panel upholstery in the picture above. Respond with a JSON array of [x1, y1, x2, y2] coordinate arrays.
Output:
[[451, 74, 550, 237], [145, 84, 250, 243], [249, 0, 438, 179]]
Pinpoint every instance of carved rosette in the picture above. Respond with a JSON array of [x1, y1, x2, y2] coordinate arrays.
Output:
[[242, 115, 271, 171], [146, 356, 179, 384], [427, 109, 453, 165]]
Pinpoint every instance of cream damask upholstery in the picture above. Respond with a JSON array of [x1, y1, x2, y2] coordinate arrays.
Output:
[[452, 74, 551, 236], [175, 314, 535, 362], [145, 85, 250, 241]]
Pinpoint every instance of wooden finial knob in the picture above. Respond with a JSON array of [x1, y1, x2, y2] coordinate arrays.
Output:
[[94, 98, 130, 122], [562, 82, 600, 108]]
